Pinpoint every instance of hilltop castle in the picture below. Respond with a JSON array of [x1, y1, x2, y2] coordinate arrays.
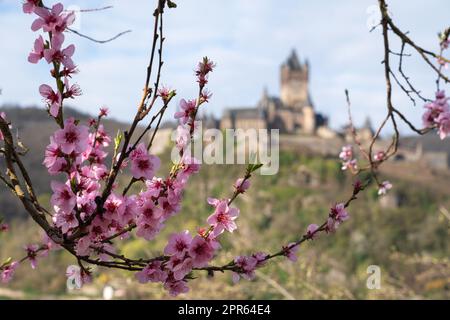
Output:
[[219, 50, 328, 135]]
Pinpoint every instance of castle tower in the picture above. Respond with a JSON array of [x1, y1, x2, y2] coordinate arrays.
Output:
[[280, 49, 309, 108]]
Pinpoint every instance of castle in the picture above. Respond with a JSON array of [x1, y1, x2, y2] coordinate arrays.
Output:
[[193, 49, 448, 171], [219, 50, 328, 135]]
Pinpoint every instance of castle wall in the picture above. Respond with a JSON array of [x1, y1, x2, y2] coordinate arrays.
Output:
[[302, 106, 315, 134], [220, 117, 233, 131], [280, 65, 308, 107], [234, 118, 266, 130]]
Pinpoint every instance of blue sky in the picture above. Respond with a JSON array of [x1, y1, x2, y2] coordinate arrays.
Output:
[[0, 0, 449, 133]]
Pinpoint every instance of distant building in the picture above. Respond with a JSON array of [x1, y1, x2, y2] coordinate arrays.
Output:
[[220, 50, 328, 135], [343, 117, 375, 144]]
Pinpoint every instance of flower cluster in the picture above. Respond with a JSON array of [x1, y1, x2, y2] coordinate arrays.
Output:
[[136, 230, 220, 296], [1, 261, 18, 283], [135, 185, 242, 296], [26, 2, 78, 119], [174, 57, 214, 145], [326, 203, 349, 233], [0, 217, 8, 233], [23, 2, 206, 292], [195, 57, 215, 88], [423, 90, 450, 140], [339, 145, 357, 171], [232, 252, 267, 283], [66, 265, 91, 289], [378, 180, 393, 196], [373, 151, 386, 162]]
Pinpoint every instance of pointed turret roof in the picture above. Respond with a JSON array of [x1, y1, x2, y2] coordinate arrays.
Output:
[[285, 49, 302, 70]]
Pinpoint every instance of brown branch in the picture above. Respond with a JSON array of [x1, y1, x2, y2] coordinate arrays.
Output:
[[0, 118, 62, 244]]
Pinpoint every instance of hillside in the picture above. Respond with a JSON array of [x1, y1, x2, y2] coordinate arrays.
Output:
[[1, 148, 449, 299], [0, 105, 449, 299]]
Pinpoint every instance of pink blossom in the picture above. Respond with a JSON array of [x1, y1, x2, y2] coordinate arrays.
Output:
[[234, 178, 250, 193], [43, 33, 75, 69], [66, 265, 83, 289], [136, 201, 164, 239], [39, 84, 61, 117], [143, 177, 164, 198], [44, 137, 67, 174], [200, 89, 212, 102], [1, 261, 19, 283], [130, 143, 161, 180], [252, 252, 268, 267], [165, 231, 192, 258], [353, 179, 363, 194], [207, 197, 221, 207], [437, 111, 450, 140], [175, 125, 190, 150], [341, 159, 358, 171], [207, 199, 239, 236], [77, 195, 96, 219], [28, 35, 45, 63], [306, 223, 319, 239], [54, 117, 89, 154], [195, 57, 215, 86], [283, 243, 299, 262], [53, 211, 79, 234], [422, 90, 449, 128], [104, 193, 125, 217], [159, 196, 181, 219], [31, 3, 74, 33], [158, 86, 172, 102], [378, 180, 393, 196], [119, 196, 138, 226], [167, 179, 184, 206], [177, 156, 201, 183], [374, 151, 386, 162], [167, 255, 193, 281], [164, 280, 189, 296], [181, 156, 201, 175], [25, 244, 39, 269], [196, 57, 215, 77], [91, 164, 108, 180], [83, 145, 107, 164], [31, 4, 63, 32], [64, 78, 82, 99], [65, 265, 90, 289], [75, 236, 92, 256], [189, 235, 216, 268], [327, 203, 349, 232], [174, 99, 196, 125], [99, 107, 109, 118], [233, 255, 258, 282], [138, 199, 163, 222], [50, 181, 76, 213], [330, 203, 349, 222], [90, 125, 111, 147], [339, 145, 353, 161], [23, 0, 39, 14], [0, 223, 9, 233], [135, 261, 168, 284], [61, 65, 78, 77]]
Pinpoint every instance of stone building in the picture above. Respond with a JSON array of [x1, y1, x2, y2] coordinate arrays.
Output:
[[220, 50, 328, 134]]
